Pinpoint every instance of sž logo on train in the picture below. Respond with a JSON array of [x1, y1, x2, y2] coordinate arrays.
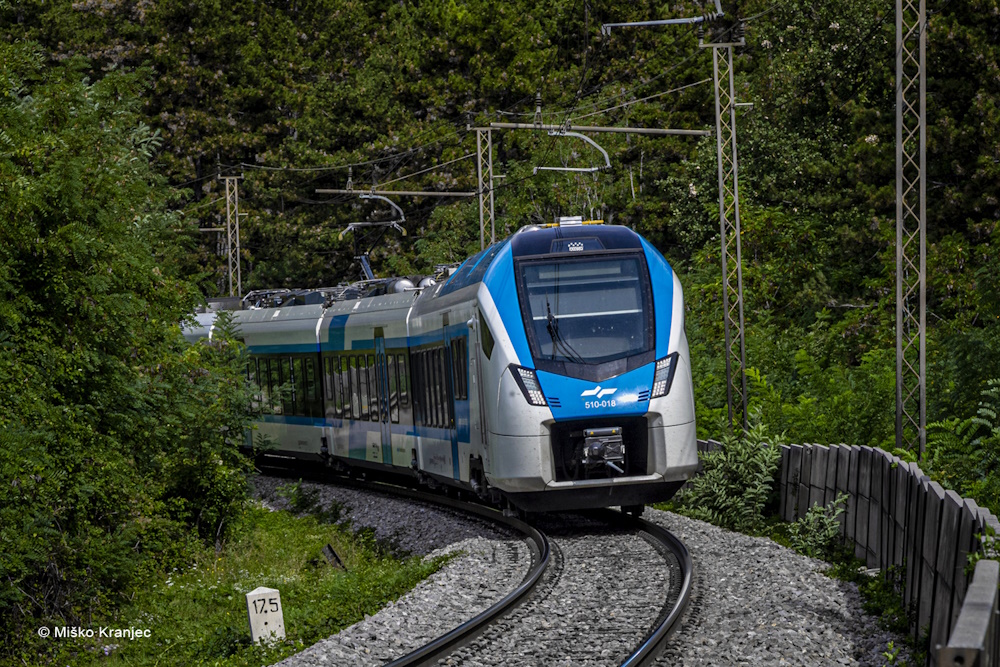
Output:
[[581, 385, 617, 409]]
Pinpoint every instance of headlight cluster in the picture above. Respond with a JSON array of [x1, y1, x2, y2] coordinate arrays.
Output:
[[651, 352, 679, 398], [511, 365, 547, 406]]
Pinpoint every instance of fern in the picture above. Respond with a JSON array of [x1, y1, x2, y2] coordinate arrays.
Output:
[[925, 379, 1000, 517]]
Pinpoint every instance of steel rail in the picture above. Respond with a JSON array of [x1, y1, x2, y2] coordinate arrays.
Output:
[[592, 509, 694, 667], [258, 464, 550, 667], [379, 486, 550, 667]]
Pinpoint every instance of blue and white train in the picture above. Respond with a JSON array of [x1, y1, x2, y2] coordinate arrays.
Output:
[[186, 220, 698, 513]]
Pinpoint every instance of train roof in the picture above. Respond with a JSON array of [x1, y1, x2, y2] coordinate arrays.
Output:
[[192, 222, 644, 321], [508, 223, 643, 258]]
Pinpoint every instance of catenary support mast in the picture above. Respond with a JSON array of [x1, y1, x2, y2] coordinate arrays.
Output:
[[895, 0, 927, 456]]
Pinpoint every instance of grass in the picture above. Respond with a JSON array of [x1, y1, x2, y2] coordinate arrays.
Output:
[[23, 501, 451, 667]]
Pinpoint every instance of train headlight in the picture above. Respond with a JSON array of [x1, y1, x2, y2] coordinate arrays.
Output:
[[651, 352, 679, 398], [510, 365, 548, 407]]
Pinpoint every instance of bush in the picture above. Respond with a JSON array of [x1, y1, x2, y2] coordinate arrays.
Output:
[[787, 493, 847, 560], [674, 410, 783, 534]]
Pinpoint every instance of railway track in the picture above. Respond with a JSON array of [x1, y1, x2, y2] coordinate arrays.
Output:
[[262, 465, 692, 667], [413, 509, 692, 667]]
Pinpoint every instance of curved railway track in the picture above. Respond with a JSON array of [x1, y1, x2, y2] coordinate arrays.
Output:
[[263, 465, 692, 667], [419, 509, 692, 667]]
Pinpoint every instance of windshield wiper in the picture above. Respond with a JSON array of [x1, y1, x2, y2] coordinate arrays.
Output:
[[545, 299, 585, 363]]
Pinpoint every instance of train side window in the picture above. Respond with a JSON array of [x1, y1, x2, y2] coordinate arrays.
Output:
[[248, 358, 261, 412], [323, 357, 335, 419], [409, 352, 419, 424], [442, 346, 455, 426], [479, 310, 495, 360], [413, 351, 424, 425], [349, 356, 360, 420], [323, 356, 334, 403], [305, 357, 319, 417], [397, 354, 409, 409], [367, 354, 378, 421], [426, 350, 437, 427], [388, 354, 399, 423], [261, 358, 270, 413], [293, 358, 305, 416], [435, 347, 447, 427], [341, 356, 352, 420], [420, 351, 431, 426], [268, 358, 282, 414], [353, 356, 364, 420], [282, 357, 296, 416], [450, 338, 468, 400]]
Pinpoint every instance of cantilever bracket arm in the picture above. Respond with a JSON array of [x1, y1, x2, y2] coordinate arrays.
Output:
[[338, 193, 407, 240], [600, 1, 723, 35], [533, 131, 611, 175]]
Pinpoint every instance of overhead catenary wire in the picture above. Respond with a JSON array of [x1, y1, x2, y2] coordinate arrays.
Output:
[[568, 78, 713, 123]]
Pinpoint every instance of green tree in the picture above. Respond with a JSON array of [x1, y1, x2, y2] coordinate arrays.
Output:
[[0, 44, 253, 655]]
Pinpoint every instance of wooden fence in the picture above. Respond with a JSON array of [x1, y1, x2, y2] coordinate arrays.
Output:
[[775, 443, 1000, 667]]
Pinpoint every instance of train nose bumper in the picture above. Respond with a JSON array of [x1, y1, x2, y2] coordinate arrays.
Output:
[[485, 419, 698, 496]]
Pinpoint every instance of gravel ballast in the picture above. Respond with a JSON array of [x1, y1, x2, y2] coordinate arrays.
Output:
[[257, 477, 912, 667]]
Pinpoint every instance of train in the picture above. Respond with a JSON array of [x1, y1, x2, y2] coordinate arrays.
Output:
[[184, 219, 698, 515]]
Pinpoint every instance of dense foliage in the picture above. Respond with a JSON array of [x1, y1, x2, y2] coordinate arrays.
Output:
[[0, 41, 253, 658]]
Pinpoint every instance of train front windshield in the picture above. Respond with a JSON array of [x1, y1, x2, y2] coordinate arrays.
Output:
[[518, 254, 654, 365]]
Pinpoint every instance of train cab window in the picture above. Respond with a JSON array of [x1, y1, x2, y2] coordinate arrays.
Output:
[[479, 310, 495, 360], [387, 354, 399, 423], [517, 254, 653, 365]]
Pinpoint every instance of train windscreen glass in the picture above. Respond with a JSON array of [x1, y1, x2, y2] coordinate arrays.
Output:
[[519, 255, 652, 364]]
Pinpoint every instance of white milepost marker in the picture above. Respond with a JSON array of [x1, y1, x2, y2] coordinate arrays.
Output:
[[246, 586, 285, 644]]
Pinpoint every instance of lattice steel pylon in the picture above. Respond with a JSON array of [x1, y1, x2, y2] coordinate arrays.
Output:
[[476, 128, 496, 250], [703, 34, 748, 433], [222, 175, 243, 297], [896, 0, 927, 456]]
